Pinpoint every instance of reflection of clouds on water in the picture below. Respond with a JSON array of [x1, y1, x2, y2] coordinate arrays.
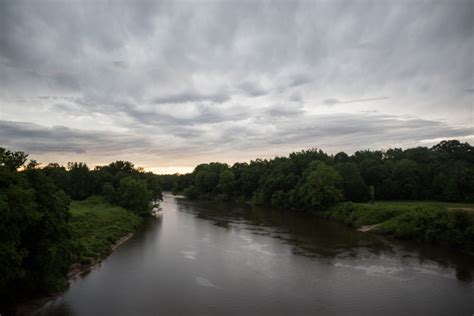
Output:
[[335, 262, 404, 276], [238, 232, 288, 256], [334, 262, 460, 282], [413, 267, 456, 280], [239, 235, 253, 242], [196, 276, 220, 289], [241, 243, 279, 256], [174, 196, 474, 284], [180, 250, 197, 260]]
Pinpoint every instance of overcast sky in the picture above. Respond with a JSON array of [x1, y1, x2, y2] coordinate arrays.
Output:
[[0, 0, 473, 173]]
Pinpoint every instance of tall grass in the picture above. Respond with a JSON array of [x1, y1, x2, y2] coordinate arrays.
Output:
[[69, 196, 142, 263]]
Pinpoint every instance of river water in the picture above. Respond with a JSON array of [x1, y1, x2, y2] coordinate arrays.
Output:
[[38, 193, 474, 315]]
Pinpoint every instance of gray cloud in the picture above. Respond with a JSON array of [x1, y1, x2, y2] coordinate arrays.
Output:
[[0, 0, 472, 172], [153, 91, 230, 104], [0, 120, 152, 154], [323, 97, 389, 106], [112, 61, 129, 69], [287, 74, 313, 88], [289, 91, 303, 102], [237, 81, 268, 97], [266, 104, 305, 118]]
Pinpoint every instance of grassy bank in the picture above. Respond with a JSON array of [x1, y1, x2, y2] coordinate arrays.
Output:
[[324, 201, 474, 253], [69, 196, 142, 264]]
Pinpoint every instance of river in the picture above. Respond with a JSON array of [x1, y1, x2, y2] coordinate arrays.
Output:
[[38, 193, 474, 315]]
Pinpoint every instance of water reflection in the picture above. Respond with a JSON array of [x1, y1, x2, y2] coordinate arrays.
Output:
[[175, 197, 474, 283]]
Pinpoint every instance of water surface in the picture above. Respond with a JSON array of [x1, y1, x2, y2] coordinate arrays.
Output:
[[39, 194, 474, 315]]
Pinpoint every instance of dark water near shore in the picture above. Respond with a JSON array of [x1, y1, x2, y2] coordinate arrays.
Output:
[[38, 194, 474, 315]]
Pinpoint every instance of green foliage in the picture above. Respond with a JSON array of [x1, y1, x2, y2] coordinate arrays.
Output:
[[183, 185, 198, 199], [0, 148, 74, 305], [0, 148, 28, 170], [217, 169, 236, 199], [0, 175, 36, 291], [69, 196, 141, 261], [298, 162, 343, 210], [377, 208, 474, 252], [117, 177, 152, 216], [101, 182, 116, 203], [169, 139, 473, 207], [325, 202, 409, 226], [324, 201, 474, 252], [143, 172, 163, 201], [257, 158, 299, 208], [183, 162, 230, 199], [336, 162, 368, 202], [67, 162, 93, 200], [44, 159, 163, 215], [391, 159, 420, 199]]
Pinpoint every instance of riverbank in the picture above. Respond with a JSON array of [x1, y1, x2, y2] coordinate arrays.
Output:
[[68, 196, 142, 264], [15, 197, 142, 315], [323, 201, 474, 254]]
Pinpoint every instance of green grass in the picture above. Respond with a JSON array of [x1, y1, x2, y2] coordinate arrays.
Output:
[[69, 196, 142, 263], [324, 201, 474, 253], [356, 200, 474, 211]]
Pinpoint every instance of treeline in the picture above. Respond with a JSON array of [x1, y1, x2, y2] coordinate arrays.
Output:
[[0, 148, 162, 307], [43, 161, 162, 215], [160, 140, 474, 209]]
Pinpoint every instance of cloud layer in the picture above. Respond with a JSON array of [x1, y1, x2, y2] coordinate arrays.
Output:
[[0, 0, 472, 173]]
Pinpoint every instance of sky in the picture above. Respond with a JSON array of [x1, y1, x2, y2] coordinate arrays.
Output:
[[0, 0, 473, 174]]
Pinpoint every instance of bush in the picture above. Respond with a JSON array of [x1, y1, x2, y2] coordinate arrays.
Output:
[[183, 186, 198, 199], [325, 202, 424, 226], [377, 209, 474, 252]]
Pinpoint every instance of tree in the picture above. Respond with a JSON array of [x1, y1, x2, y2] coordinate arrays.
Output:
[[117, 177, 152, 216], [391, 159, 420, 200], [336, 162, 368, 202], [23, 167, 73, 292], [192, 163, 229, 198], [289, 149, 331, 175], [0, 148, 74, 304], [143, 172, 163, 201], [0, 148, 28, 170], [217, 169, 236, 200], [334, 152, 350, 164], [298, 162, 343, 210], [239, 160, 266, 199], [432, 140, 473, 162], [171, 139, 473, 204], [0, 161, 36, 296], [183, 185, 198, 199], [101, 182, 116, 203], [43, 163, 69, 193], [67, 162, 93, 200]]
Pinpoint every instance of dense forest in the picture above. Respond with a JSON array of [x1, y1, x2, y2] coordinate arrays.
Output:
[[0, 148, 162, 307], [160, 140, 474, 209]]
